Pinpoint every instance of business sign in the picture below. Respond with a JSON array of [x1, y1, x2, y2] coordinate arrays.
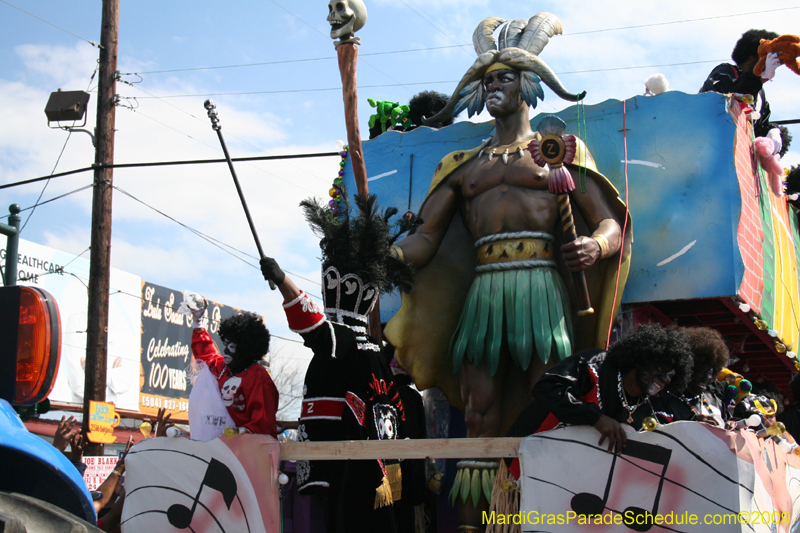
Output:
[[86, 400, 121, 444], [82, 454, 120, 491], [0, 239, 142, 411], [139, 281, 253, 418]]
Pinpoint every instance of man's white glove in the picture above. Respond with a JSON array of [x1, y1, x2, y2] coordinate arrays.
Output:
[[767, 127, 783, 156], [761, 52, 781, 81], [178, 291, 208, 328]]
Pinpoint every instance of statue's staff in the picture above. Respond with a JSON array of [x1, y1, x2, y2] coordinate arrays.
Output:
[[530, 116, 594, 315], [329, 0, 369, 196], [204, 99, 276, 290], [329, 1, 384, 338]]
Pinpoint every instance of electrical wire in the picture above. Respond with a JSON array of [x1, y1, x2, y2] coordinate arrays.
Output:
[[111, 184, 323, 295], [130, 58, 728, 99], [123, 83, 331, 187], [0, 184, 94, 221], [21, 65, 100, 232], [565, 6, 800, 36], [0, 0, 101, 48], [121, 7, 800, 77]]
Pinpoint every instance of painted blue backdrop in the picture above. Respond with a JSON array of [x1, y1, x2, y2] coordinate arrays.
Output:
[[342, 91, 743, 321]]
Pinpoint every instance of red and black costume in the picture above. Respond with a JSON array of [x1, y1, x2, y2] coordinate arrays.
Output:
[[284, 287, 405, 533], [508, 349, 656, 438], [191, 328, 279, 437], [700, 63, 772, 137], [649, 381, 729, 427]]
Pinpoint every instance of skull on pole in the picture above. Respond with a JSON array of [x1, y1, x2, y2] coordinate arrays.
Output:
[[327, 0, 367, 47]]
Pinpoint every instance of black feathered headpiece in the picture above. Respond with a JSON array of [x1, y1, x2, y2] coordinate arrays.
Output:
[[301, 186, 415, 327]]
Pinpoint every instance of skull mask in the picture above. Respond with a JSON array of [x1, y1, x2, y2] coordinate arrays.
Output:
[[327, 0, 367, 43], [220, 376, 242, 406]]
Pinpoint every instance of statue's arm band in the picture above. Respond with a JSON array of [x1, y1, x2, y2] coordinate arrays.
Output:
[[391, 245, 405, 262], [592, 233, 611, 259]]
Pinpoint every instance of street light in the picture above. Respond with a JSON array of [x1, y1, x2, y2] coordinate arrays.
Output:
[[44, 89, 95, 146]]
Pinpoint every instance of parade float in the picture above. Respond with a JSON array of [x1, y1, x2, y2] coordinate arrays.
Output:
[[112, 6, 800, 533]]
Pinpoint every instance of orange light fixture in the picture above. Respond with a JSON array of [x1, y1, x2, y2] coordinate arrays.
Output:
[[0, 286, 61, 405]]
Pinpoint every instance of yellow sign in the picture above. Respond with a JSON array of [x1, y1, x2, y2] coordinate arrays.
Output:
[[87, 401, 121, 444]]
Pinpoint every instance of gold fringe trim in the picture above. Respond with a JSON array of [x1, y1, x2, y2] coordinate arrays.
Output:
[[386, 462, 403, 502], [374, 475, 394, 509], [487, 461, 520, 533]]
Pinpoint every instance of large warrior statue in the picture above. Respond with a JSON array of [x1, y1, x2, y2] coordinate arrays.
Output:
[[384, 11, 633, 509]]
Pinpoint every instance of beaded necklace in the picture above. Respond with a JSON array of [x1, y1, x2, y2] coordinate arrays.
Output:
[[672, 392, 714, 416], [618, 371, 646, 424]]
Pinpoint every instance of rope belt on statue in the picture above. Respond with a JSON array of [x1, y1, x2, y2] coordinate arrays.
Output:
[[474, 232, 556, 273]]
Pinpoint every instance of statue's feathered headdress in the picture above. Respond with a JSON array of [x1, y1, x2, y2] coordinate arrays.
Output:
[[300, 186, 416, 294], [423, 13, 586, 125]]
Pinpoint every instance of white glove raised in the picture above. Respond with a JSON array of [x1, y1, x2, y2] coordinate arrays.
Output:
[[761, 52, 781, 81], [178, 291, 208, 328], [766, 127, 783, 156]]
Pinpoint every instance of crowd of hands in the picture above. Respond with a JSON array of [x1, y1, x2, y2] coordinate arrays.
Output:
[[50, 407, 175, 532]]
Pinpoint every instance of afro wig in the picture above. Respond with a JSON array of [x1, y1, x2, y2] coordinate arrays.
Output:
[[218, 311, 270, 371], [732, 29, 780, 66], [683, 327, 730, 383], [607, 323, 694, 393]]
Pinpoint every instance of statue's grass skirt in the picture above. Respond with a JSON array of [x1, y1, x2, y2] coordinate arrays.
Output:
[[450, 267, 573, 376]]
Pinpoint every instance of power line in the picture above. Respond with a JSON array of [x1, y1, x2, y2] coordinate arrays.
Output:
[[21, 65, 100, 233], [121, 7, 800, 77], [112, 184, 323, 295], [565, 6, 800, 36], [130, 57, 729, 99], [0, 184, 94, 221], [0, 150, 338, 192], [122, 83, 331, 187], [0, 0, 101, 48]]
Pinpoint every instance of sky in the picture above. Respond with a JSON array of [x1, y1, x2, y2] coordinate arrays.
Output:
[[1, 0, 799, 416]]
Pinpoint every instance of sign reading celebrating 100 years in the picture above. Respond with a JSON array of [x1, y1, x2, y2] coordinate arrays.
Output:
[[138, 281, 252, 417]]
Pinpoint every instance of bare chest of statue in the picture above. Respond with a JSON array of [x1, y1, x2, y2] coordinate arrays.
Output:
[[455, 152, 560, 239]]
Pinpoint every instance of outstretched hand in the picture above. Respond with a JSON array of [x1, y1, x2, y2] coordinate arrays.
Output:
[[561, 236, 601, 272], [594, 414, 627, 453], [154, 407, 174, 437], [53, 415, 80, 452], [260, 256, 286, 286]]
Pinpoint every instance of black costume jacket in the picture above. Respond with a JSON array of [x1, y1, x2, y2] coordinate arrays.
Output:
[[700, 63, 772, 137], [283, 290, 404, 533], [508, 349, 657, 437], [650, 381, 729, 427]]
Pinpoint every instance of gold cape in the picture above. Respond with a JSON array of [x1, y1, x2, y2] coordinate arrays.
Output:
[[384, 136, 633, 410]]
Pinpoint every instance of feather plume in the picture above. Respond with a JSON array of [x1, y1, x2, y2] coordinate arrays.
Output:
[[519, 71, 544, 108], [517, 12, 563, 56], [497, 19, 528, 50], [455, 79, 485, 118], [300, 184, 415, 293], [472, 17, 505, 55]]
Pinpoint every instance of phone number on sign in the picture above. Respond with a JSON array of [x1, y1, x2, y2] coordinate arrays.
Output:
[[140, 395, 188, 412]]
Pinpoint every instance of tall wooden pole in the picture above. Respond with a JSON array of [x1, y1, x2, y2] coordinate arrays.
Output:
[[82, 0, 119, 457], [337, 43, 382, 342]]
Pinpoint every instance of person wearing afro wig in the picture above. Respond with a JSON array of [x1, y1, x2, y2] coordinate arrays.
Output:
[[507, 323, 693, 453], [190, 305, 279, 437], [700, 29, 782, 138], [650, 327, 731, 427]]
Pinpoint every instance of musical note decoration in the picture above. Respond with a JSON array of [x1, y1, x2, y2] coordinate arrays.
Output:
[[167, 458, 238, 529], [570, 440, 672, 532]]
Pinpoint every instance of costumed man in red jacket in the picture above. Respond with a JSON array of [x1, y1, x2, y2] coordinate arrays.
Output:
[[190, 303, 279, 437], [260, 192, 414, 533]]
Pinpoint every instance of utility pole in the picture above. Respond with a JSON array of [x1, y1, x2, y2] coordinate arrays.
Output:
[[82, 0, 119, 457]]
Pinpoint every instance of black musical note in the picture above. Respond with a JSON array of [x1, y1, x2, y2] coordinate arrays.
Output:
[[571, 440, 672, 532], [167, 458, 238, 529]]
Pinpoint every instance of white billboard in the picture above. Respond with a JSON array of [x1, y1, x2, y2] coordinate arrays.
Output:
[[1, 239, 142, 411]]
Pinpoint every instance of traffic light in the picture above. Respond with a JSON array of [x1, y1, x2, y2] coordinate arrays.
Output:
[[0, 286, 61, 405]]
